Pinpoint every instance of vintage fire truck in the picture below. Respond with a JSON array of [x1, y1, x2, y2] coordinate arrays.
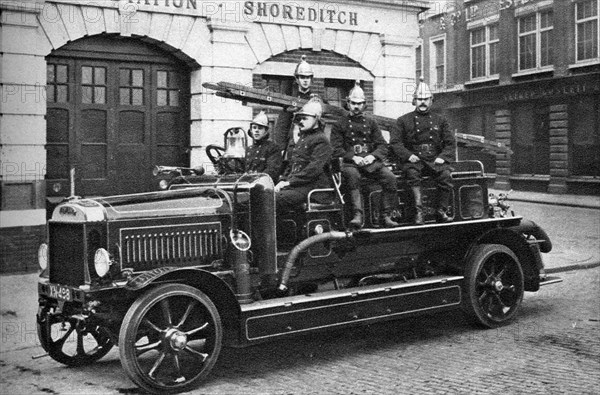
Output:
[[36, 88, 561, 394]]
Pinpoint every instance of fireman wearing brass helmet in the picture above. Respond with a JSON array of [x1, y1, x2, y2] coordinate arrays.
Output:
[[331, 81, 399, 229], [390, 77, 455, 225], [273, 55, 318, 153], [245, 110, 282, 183], [274, 97, 332, 213]]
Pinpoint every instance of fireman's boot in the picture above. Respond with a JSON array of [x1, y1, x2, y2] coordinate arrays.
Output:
[[412, 186, 424, 225], [349, 189, 364, 229], [436, 189, 452, 223], [381, 191, 400, 228]]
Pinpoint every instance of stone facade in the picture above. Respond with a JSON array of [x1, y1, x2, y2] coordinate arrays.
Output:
[[0, 0, 428, 272]]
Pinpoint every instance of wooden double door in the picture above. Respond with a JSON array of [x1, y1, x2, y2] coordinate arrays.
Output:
[[46, 37, 190, 197]]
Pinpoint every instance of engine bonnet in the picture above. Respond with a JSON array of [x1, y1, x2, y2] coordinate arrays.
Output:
[[51, 187, 233, 222]]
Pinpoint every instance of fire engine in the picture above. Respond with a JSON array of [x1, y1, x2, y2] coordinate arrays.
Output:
[[36, 86, 560, 394]]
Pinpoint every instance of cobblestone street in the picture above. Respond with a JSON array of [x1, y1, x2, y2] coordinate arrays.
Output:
[[1, 268, 598, 394]]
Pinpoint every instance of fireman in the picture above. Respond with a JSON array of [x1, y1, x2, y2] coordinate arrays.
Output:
[[245, 110, 282, 183], [390, 77, 455, 225], [331, 81, 399, 229], [274, 97, 332, 213], [273, 55, 317, 154]]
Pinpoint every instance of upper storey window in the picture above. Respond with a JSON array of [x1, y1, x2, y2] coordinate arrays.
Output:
[[518, 10, 554, 71], [576, 0, 599, 62], [470, 24, 499, 79]]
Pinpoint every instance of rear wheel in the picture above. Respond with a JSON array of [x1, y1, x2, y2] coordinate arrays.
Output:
[[463, 244, 524, 328], [119, 284, 222, 394]]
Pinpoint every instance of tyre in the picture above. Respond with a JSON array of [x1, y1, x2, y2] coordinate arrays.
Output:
[[37, 307, 114, 366], [463, 244, 524, 328], [119, 284, 222, 394]]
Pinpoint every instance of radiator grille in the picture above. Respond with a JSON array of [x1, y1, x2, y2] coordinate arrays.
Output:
[[121, 223, 223, 269], [49, 222, 86, 286]]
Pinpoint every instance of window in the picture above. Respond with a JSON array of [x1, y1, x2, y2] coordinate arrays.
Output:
[[157, 70, 180, 107], [47, 64, 69, 103], [576, 0, 599, 61], [470, 24, 499, 79], [119, 68, 144, 106], [452, 106, 497, 173], [518, 11, 553, 71], [569, 96, 600, 176], [512, 103, 550, 175], [324, 79, 355, 109], [415, 45, 422, 80], [81, 66, 106, 104], [430, 37, 446, 89]]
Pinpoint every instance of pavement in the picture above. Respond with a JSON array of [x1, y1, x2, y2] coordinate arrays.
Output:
[[489, 188, 600, 274]]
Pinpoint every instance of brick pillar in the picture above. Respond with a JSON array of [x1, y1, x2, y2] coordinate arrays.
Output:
[[494, 109, 512, 190], [548, 104, 569, 194]]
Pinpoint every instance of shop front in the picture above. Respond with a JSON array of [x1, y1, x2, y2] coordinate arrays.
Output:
[[435, 72, 600, 195]]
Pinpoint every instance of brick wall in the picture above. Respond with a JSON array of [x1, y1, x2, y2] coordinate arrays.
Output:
[[253, 49, 373, 111], [0, 225, 46, 273], [548, 104, 569, 194], [268, 49, 361, 68], [494, 109, 511, 190]]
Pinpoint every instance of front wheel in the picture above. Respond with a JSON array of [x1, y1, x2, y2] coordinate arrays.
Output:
[[119, 284, 222, 394], [463, 244, 524, 328], [37, 307, 114, 366]]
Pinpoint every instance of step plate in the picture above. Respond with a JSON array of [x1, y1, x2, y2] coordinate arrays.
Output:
[[242, 276, 463, 342]]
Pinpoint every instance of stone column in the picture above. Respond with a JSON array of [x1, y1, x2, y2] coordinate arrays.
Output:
[[374, 34, 418, 119], [0, 0, 48, 272], [189, 18, 253, 172], [494, 109, 512, 190], [548, 104, 569, 194]]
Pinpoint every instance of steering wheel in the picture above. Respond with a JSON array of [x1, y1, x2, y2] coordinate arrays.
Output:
[[206, 144, 245, 174], [206, 144, 225, 166]]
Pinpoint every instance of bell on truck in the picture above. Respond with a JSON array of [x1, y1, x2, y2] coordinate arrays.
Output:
[[223, 127, 247, 159]]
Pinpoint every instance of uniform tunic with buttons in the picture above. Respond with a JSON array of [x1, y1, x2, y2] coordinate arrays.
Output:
[[390, 110, 454, 188], [331, 113, 396, 192], [331, 114, 388, 164], [276, 126, 332, 212], [245, 136, 282, 183]]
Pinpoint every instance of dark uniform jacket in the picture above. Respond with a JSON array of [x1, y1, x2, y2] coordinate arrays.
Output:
[[245, 136, 282, 183], [273, 86, 313, 152], [390, 110, 455, 168], [331, 113, 388, 172], [281, 127, 332, 188]]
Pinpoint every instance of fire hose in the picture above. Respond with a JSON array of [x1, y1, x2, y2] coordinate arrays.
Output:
[[278, 231, 352, 293]]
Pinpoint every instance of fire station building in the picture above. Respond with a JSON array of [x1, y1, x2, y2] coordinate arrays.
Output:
[[417, 0, 600, 195], [0, 0, 428, 272]]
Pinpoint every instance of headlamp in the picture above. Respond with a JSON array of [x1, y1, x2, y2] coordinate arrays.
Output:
[[38, 243, 48, 270], [94, 248, 111, 277]]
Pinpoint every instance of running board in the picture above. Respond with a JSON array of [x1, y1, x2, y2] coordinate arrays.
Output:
[[240, 275, 463, 343]]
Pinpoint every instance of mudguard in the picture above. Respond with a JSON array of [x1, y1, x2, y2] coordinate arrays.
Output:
[[507, 219, 552, 253], [473, 223, 550, 292], [125, 267, 241, 344]]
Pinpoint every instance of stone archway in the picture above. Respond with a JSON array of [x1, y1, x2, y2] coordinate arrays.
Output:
[[46, 34, 192, 196]]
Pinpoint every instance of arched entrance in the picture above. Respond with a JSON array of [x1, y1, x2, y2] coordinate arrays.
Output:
[[46, 35, 191, 196]]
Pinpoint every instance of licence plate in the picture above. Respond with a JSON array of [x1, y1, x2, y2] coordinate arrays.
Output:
[[48, 284, 72, 302]]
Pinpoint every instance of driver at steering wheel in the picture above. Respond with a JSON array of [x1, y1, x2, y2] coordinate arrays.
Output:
[[245, 111, 282, 183]]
